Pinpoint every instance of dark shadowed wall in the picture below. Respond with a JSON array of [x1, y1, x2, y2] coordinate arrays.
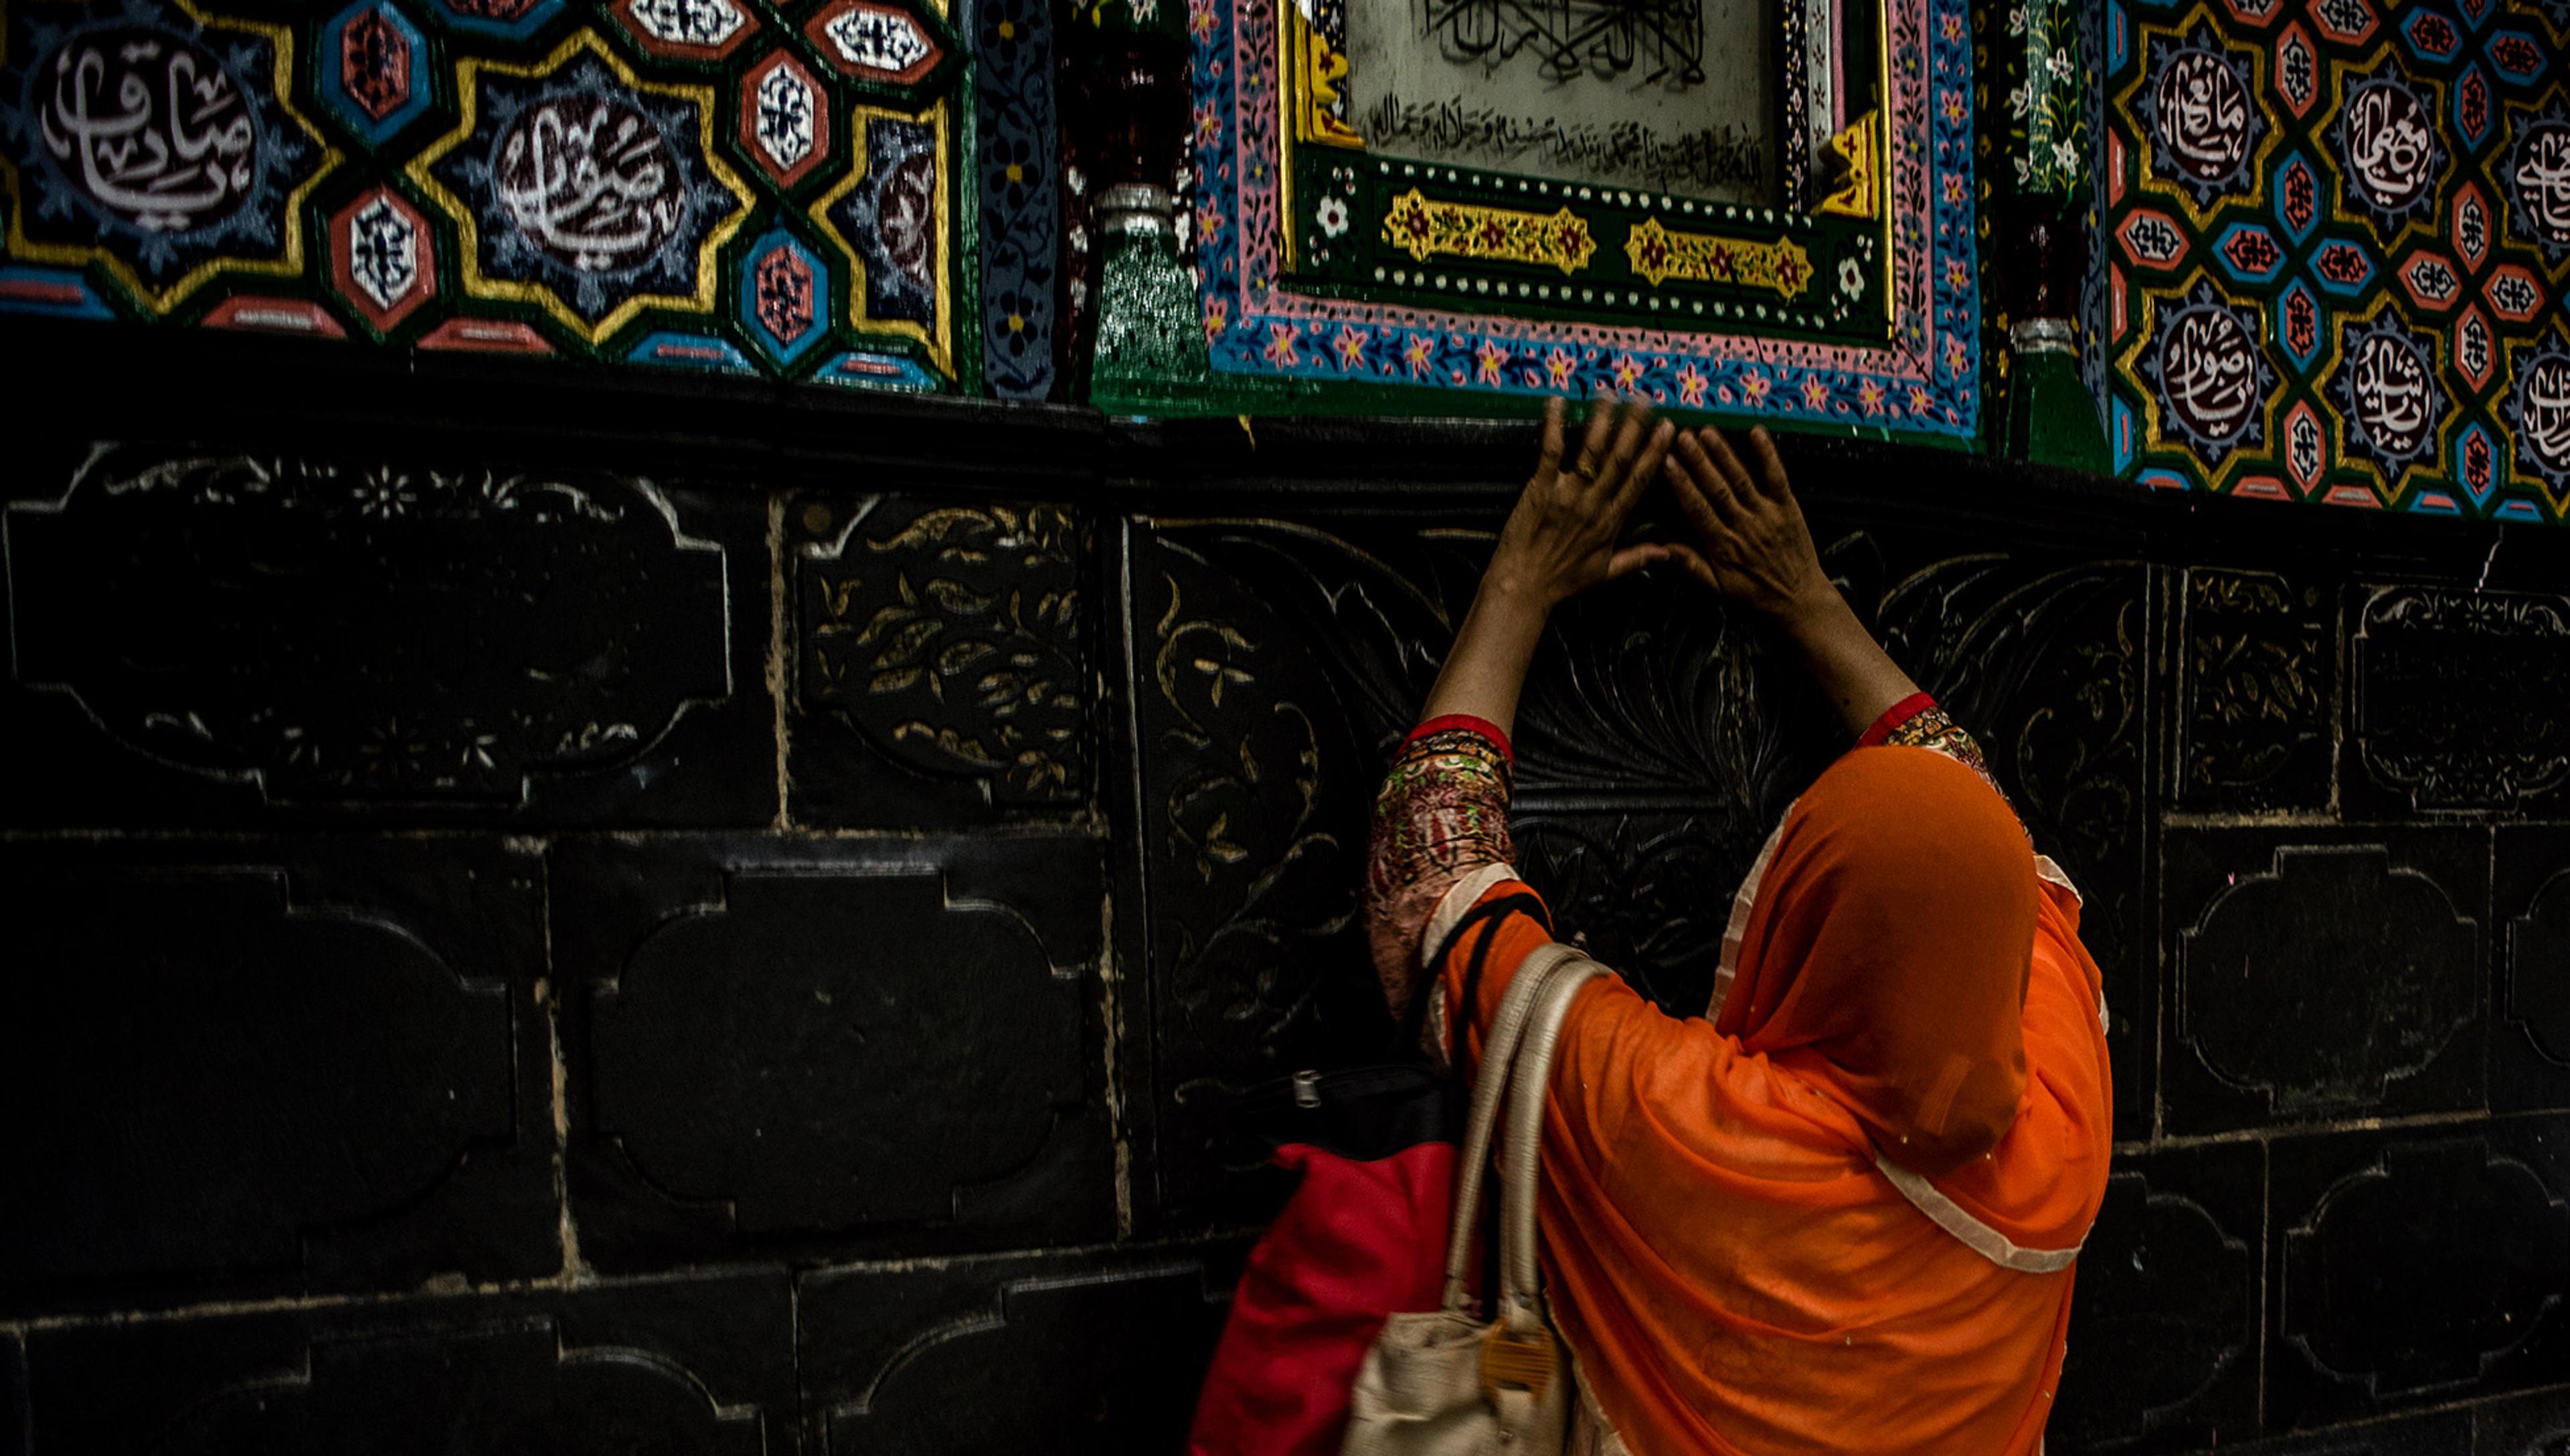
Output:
[[3, 327, 2569, 1454]]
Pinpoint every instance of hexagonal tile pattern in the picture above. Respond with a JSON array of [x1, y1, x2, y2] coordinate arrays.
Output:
[[2118, 209, 2190, 270], [739, 50, 831, 189], [318, 1, 433, 147], [2396, 250, 2464, 310], [327, 185, 438, 333], [736, 228, 831, 366], [804, 1, 942, 84], [610, 0, 758, 61]]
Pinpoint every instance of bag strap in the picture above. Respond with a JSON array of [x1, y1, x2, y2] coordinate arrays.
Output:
[[1439, 941, 1583, 1313], [1498, 955, 1605, 1327]]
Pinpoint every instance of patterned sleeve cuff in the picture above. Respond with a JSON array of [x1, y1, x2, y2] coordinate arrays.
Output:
[[1857, 691, 1940, 747], [1879, 702, 2008, 805], [1401, 713, 1515, 765]]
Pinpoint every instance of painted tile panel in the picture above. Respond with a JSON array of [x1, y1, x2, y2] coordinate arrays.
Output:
[[2101, 0, 2570, 521], [0, 0, 982, 391]]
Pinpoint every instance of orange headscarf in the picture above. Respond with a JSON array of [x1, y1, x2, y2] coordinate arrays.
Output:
[[1441, 746, 2113, 1455], [1713, 746, 2039, 1178]]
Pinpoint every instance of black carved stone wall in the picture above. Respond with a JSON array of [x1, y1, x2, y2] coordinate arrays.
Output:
[[2, 322, 2565, 1453]]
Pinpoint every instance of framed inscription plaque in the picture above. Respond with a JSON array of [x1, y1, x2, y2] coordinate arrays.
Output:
[[1190, 0, 1983, 437]]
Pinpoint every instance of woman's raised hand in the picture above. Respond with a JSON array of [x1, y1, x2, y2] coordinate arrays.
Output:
[[1484, 394, 1680, 612], [1660, 425, 1834, 622]]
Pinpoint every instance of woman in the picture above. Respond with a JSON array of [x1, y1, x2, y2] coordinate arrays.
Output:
[[1364, 397, 2114, 1456]]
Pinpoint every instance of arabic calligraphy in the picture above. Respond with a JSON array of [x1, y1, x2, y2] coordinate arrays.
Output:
[[2510, 122, 2570, 250], [1422, 0, 1706, 86], [492, 95, 685, 273], [2514, 349, 2570, 480], [37, 28, 260, 234], [1362, 92, 1762, 194], [2156, 300, 2259, 444], [2152, 48, 2250, 190], [2343, 329, 2433, 460], [834, 114, 940, 326], [2338, 80, 2435, 217], [875, 147, 936, 291]]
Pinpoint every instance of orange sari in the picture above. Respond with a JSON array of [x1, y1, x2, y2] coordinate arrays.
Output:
[[1407, 743, 2112, 1455]]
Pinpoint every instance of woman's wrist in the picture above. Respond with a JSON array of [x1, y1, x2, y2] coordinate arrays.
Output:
[[1770, 580, 1851, 638], [1479, 556, 1561, 618]]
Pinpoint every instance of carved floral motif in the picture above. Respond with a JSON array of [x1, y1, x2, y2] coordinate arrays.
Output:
[[800, 500, 1085, 808]]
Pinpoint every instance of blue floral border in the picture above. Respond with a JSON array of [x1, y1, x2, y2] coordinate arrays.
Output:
[[976, 0, 1060, 401]]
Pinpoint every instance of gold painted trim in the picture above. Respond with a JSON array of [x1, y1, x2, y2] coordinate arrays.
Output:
[[0, 0, 342, 314], [1815, 109, 1879, 219], [1624, 218, 1814, 298], [806, 98, 954, 381], [1285, 0, 1362, 149], [405, 29, 753, 347], [1381, 188, 1597, 274]]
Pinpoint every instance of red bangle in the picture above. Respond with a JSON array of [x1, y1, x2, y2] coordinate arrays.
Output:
[[1857, 692, 1938, 748], [1403, 713, 1515, 765]]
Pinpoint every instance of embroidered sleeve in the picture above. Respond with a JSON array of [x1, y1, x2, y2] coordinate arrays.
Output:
[[1865, 693, 2015, 812], [1363, 716, 1517, 1024]]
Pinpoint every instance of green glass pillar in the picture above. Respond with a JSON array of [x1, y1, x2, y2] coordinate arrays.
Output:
[[1086, 182, 1212, 416], [2004, 319, 2109, 473]]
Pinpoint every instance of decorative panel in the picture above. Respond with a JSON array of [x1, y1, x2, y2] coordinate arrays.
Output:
[[0, 839, 556, 1308], [1189, 0, 1981, 435], [2163, 828, 2487, 1135], [2173, 565, 2336, 811], [0, 446, 773, 827], [2051, 1142, 2261, 1455], [17, 1269, 794, 1453], [0, 0, 983, 392], [2498, 826, 2570, 1113], [2269, 1118, 2570, 1429], [2345, 583, 2570, 814], [2100, 0, 2569, 521], [1126, 523, 1399, 1224], [787, 493, 1090, 826], [798, 1241, 1244, 1455], [551, 833, 1115, 1269]]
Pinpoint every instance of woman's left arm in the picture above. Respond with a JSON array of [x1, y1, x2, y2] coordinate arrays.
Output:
[[1363, 397, 1677, 1022]]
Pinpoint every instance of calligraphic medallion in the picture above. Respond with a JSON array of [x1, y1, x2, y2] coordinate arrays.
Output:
[[2505, 112, 2570, 264], [2326, 314, 2445, 475], [2138, 280, 2276, 461], [410, 31, 751, 343], [0, 0, 335, 311], [2506, 336, 2570, 496], [492, 94, 687, 273], [2330, 75, 2439, 230], [810, 104, 950, 377], [2137, 22, 2264, 208]]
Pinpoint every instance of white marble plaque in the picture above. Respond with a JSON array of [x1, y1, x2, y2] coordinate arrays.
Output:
[[1345, 0, 1776, 203]]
